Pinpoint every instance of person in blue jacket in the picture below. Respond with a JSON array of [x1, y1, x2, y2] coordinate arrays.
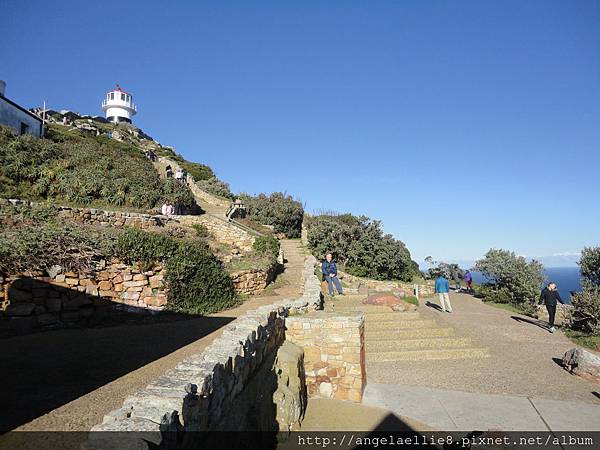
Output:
[[435, 275, 453, 313], [322, 253, 344, 297]]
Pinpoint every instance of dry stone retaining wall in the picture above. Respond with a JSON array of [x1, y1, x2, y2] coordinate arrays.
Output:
[[85, 256, 326, 449], [338, 271, 435, 297], [1, 260, 167, 333], [286, 312, 366, 402], [177, 215, 255, 252], [230, 264, 280, 296]]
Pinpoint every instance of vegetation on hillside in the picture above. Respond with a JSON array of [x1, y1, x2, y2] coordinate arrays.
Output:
[[306, 213, 418, 282], [239, 192, 304, 238], [0, 125, 194, 211], [0, 204, 238, 315], [473, 249, 545, 313], [572, 247, 600, 334]]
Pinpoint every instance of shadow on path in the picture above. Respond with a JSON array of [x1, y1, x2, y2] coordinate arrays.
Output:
[[510, 315, 549, 331], [0, 314, 233, 433], [425, 301, 443, 312]]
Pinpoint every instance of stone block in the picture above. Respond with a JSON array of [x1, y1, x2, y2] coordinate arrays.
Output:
[[563, 348, 600, 383], [6, 302, 36, 316], [98, 280, 113, 291], [65, 278, 79, 286]]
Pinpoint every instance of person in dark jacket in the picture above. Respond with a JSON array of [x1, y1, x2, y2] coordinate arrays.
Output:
[[539, 282, 564, 333], [322, 253, 344, 297]]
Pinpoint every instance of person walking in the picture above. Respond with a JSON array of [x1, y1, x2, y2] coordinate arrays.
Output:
[[539, 282, 564, 333], [322, 253, 344, 297], [453, 269, 462, 292], [464, 270, 473, 293], [435, 274, 453, 313]]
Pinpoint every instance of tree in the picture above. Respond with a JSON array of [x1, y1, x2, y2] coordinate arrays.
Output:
[[572, 246, 600, 333], [306, 214, 417, 282], [474, 249, 545, 306]]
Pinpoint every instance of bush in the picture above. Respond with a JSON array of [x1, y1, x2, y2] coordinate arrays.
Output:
[[306, 214, 417, 282], [0, 219, 116, 275], [191, 223, 210, 238], [253, 236, 280, 258], [0, 125, 195, 211], [195, 177, 234, 199], [115, 228, 237, 315], [165, 242, 238, 315], [239, 192, 304, 238], [474, 249, 545, 306], [161, 178, 196, 210], [572, 247, 600, 333]]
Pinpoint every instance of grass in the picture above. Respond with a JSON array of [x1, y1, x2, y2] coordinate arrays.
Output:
[[227, 252, 275, 272], [563, 329, 600, 351], [483, 301, 528, 315], [403, 296, 419, 306]]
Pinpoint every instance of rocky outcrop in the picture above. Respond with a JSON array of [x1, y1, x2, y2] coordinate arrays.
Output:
[[562, 348, 600, 384]]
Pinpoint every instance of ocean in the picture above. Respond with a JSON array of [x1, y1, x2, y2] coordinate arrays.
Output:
[[471, 267, 581, 304]]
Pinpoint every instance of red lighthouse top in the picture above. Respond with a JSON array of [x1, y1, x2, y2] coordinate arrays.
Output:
[[107, 84, 131, 95]]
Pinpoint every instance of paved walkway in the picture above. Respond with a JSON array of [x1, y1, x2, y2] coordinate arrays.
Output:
[[364, 381, 600, 431], [368, 292, 600, 405], [2, 239, 305, 432], [360, 291, 600, 431]]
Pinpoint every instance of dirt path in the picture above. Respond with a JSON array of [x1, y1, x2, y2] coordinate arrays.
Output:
[[368, 291, 600, 405], [1, 239, 305, 433]]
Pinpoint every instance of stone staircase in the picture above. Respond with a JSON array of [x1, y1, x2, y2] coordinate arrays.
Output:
[[329, 295, 489, 362]]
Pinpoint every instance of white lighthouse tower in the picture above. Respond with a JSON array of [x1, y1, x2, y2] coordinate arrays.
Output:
[[101, 85, 137, 124]]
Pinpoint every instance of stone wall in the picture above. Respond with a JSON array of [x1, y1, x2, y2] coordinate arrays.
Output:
[[2, 198, 255, 253], [286, 312, 366, 402], [177, 215, 255, 252], [1, 260, 166, 334], [338, 271, 436, 297], [230, 263, 280, 296], [85, 256, 324, 448]]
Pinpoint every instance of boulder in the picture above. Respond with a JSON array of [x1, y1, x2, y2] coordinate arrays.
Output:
[[562, 348, 600, 383], [362, 294, 417, 311]]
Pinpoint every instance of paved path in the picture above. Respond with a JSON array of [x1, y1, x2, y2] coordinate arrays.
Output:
[[364, 381, 600, 432], [2, 239, 305, 433], [368, 291, 600, 405]]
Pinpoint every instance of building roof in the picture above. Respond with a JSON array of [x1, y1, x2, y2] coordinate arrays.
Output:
[[0, 94, 43, 123]]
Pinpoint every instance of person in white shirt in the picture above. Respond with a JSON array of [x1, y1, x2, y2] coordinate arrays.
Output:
[[161, 200, 175, 216]]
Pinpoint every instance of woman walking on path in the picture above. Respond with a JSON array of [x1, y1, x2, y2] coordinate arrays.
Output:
[[464, 270, 473, 293], [539, 282, 564, 333]]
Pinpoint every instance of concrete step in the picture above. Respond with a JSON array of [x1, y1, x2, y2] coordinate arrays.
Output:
[[326, 305, 392, 313], [366, 337, 473, 351], [365, 319, 438, 330], [364, 311, 421, 321], [366, 327, 456, 341], [366, 347, 490, 362]]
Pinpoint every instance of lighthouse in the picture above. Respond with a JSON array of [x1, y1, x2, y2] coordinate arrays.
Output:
[[101, 85, 137, 124]]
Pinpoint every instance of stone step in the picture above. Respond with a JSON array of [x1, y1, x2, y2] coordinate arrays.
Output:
[[366, 327, 456, 340], [364, 311, 421, 321], [366, 337, 473, 351], [365, 319, 438, 330], [366, 347, 490, 362]]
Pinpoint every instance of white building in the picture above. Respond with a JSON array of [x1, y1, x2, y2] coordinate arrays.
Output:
[[101, 85, 137, 124], [0, 80, 43, 137]]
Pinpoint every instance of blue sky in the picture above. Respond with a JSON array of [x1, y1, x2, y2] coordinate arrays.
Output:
[[3, 1, 599, 265]]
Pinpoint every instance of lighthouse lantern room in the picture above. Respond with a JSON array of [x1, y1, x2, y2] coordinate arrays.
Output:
[[101, 85, 137, 124]]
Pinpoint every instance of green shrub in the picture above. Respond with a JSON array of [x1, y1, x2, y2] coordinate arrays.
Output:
[[239, 192, 304, 238], [165, 241, 238, 314], [474, 249, 545, 307], [115, 228, 237, 315], [306, 214, 417, 282], [571, 247, 600, 334], [0, 125, 195, 211], [0, 220, 117, 275], [161, 178, 196, 210], [195, 177, 234, 200], [253, 236, 280, 258], [191, 223, 211, 238]]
